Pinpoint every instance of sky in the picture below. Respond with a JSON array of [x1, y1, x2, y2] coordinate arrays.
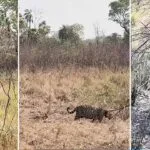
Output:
[[19, 0, 124, 39]]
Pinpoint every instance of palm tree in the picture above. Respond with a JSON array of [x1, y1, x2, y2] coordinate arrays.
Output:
[[24, 9, 33, 29]]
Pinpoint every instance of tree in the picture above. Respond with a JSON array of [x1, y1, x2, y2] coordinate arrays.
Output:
[[19, 13, 27, 34], [38, 21, 50, 37], [0, 0, 17, 32], [93, 24, 104, 45], [105, 33, 121, 44], [58, 24, 84, 45], [109, 0, 129, 34], [28, 28, 39, 43], [0, 0, 18, 55], [24, 9, 33, 29], [0, 0, 17, 13]]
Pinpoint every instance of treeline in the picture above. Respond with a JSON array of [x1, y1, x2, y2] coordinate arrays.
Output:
[[0, 0, 18, 72], [20, 0, 129, 71]]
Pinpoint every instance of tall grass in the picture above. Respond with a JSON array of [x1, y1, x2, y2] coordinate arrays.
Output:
[[0, 73, 18, 150], [21, 67, 129, 109], [20, 38, 129, 72], [20, 68, 129, 149]]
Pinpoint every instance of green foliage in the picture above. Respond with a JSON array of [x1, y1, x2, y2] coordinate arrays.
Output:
[[58, 24, 84, 45], [19, 13, 27, 33], [109, 0, 129, 34], [0, 0, 17, 32], [38, 21, 50, 37], [0, 0, 18, 71], [28, 28, 39, 42], [20, 10, 51, 45], [0, 0, 17, 12]]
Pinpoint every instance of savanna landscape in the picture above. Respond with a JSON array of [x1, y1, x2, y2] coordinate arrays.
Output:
[[0, 0, 18, 149], [20, 69, 129, 150], [19, 0, 129, 149]]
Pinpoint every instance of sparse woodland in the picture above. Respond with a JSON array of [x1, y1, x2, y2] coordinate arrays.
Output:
[[19, 0, 130, 149], [0, 0, 18, 149], [20, 8, 129, 71]]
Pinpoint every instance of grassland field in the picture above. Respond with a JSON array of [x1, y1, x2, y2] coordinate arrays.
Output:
[[20, 67, 129, 150]]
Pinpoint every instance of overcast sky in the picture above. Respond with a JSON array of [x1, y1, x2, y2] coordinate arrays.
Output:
[[19, 0, 123, 39]]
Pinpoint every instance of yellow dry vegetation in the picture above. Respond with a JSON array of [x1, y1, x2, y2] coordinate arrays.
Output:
[[20, 68, 129, 149], [0, 75, 18, 150]]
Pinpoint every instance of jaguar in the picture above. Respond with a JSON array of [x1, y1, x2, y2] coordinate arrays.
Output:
[[67, 105, 112, 122]]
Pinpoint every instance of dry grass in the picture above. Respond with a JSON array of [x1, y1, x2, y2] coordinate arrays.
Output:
[[0, 75, 18, 150], [20, 67, 129, 149]]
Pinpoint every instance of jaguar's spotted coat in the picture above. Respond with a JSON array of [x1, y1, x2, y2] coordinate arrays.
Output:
[[67, 105, 112, 122]]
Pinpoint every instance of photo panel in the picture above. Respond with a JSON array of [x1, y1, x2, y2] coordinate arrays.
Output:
[[131, 0, 150, 149], [19, 0, 130, 149], [0, 0, 18, 149]]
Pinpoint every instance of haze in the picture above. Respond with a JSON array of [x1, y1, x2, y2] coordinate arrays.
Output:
[[19, 0, 124, 39]]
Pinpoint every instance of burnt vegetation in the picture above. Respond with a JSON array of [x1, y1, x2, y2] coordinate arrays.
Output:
[[132, 0, 150, 149]]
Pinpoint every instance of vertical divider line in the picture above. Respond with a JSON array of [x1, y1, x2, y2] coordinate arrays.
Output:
[[17, 0, 20, 149], [129, 0, 132, 149]]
